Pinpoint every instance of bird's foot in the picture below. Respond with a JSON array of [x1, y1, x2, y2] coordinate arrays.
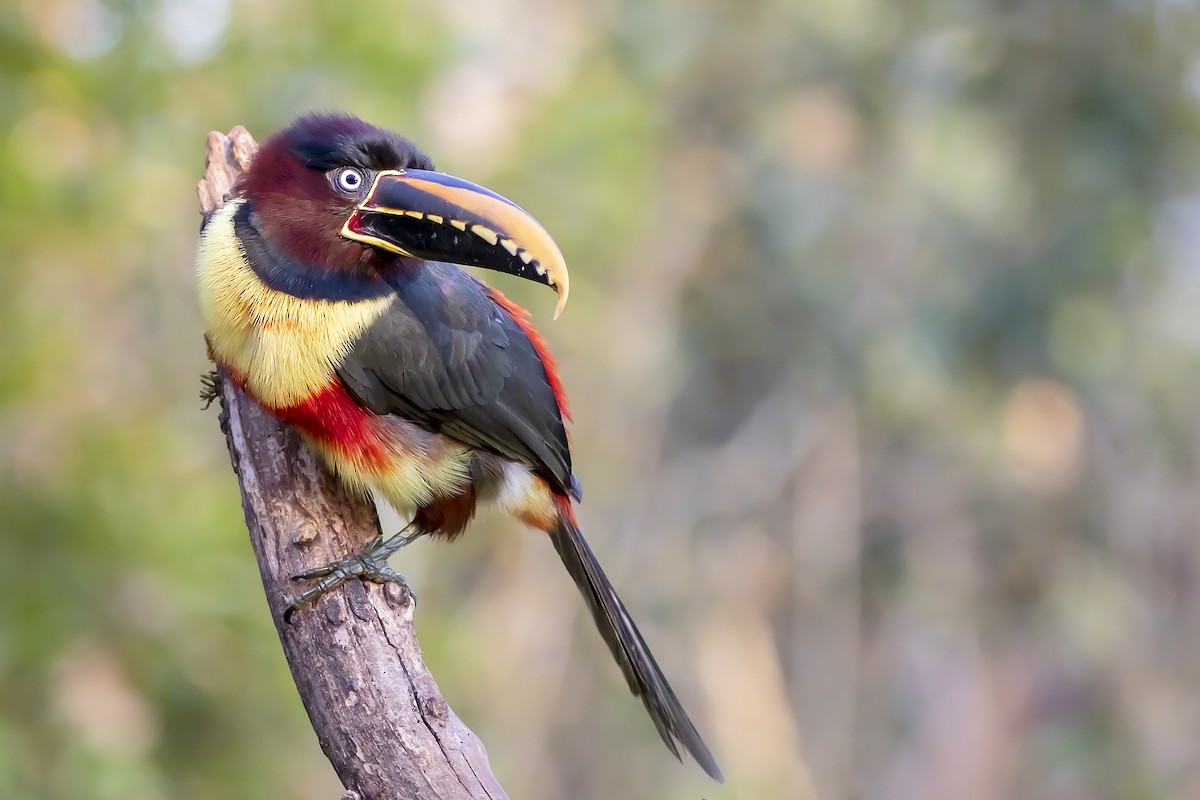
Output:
[[199, 370, 222, 409], [283, 527, 424, 623]]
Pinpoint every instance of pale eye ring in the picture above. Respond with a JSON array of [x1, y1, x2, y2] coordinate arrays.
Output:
[[334, 167, 366, 194]]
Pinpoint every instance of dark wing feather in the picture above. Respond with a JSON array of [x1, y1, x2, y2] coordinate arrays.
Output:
[[336, 261, 577, 499]]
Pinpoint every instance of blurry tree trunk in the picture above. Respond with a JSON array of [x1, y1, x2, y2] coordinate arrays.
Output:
[[196, 127, 508, 800]]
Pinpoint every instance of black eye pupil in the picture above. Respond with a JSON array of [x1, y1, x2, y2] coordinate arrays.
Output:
[[337, 169, 362, 192]]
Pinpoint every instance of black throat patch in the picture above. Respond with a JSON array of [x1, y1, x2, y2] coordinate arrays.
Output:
[[232, 202, 393, 303]]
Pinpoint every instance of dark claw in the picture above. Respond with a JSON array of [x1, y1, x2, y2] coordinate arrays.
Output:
[[200, 370, 222, 409]]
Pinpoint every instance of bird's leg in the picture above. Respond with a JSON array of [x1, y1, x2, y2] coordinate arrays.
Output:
[[284, 524, 426, 623]]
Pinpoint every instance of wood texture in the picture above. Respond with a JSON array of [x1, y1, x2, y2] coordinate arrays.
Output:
[[197, 127, 508, 800]]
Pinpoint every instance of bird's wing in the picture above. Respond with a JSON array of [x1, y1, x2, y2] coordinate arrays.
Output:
[[336, 262, 578, 499]]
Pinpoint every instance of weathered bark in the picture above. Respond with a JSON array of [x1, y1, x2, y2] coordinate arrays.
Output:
[[197, 128, 508, 800]]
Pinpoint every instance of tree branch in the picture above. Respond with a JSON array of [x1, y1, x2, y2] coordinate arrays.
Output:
[[197, 127, 508, 800]]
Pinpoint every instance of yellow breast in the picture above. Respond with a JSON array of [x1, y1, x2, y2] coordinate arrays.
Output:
[[194, 200, 392, 408]]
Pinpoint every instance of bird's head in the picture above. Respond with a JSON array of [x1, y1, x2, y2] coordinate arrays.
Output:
[[239, 113, 569, 317]]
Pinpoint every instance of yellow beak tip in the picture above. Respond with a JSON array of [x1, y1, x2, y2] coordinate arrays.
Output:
[[553, 287, 568, 320]]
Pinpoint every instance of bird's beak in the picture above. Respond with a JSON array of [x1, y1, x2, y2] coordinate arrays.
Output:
[[342, 169, 570, 319]]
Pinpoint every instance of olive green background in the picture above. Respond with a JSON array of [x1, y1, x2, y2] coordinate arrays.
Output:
[[3, 1, 1200, 798]]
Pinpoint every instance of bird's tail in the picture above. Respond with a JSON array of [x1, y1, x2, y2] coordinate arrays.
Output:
[[547, 505, 723, 782]]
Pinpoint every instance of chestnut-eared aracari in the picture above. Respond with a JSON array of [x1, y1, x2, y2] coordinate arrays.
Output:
[[194, 113, 720, 780]]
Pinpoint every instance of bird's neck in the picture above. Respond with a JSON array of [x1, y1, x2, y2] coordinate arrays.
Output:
[[233, 201, 392, 302], [195, 200, 393, 408]]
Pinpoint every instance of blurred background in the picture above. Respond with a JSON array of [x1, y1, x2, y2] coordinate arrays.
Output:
[[3, 0, 1200, 798]]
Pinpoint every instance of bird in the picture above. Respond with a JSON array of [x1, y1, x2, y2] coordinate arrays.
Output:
[[194, 112, 721, 781]]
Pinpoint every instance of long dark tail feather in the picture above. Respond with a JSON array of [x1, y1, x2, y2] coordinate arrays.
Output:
[[548, 513, 723, 782]]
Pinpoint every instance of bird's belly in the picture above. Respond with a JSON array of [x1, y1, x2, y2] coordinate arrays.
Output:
[[263, 378, 472, 513]]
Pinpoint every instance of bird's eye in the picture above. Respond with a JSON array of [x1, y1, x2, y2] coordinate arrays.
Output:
[[333, 167, 367, 195]]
